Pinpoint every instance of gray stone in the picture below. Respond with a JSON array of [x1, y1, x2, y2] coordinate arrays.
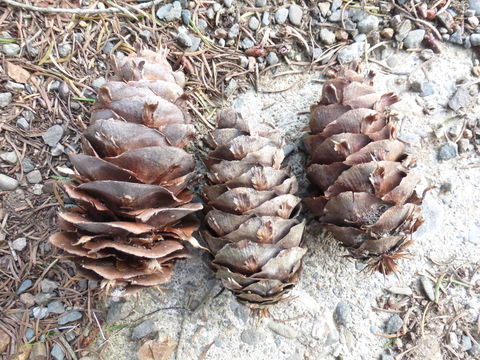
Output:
[[176, 32, 193, 48], [34, 292, 55, 305], [41, 279, 58, 293], [337, 42, 367, 64], [21, 158, 35, 173], [5, 81, 24, 92], [12, 237, 27, 251], [106, 300, 133, 324], [289, 4, 303, 26], [403, 29, 425, 49], [25, 328, 35, 341], [470, 0, 480, 15], [266, 52, 279, 65], [187, 36, 201, 52], [462, 335, 473, 351], [240, 328, 262, 345], [58, 311, 82, 325], [437, 11, 454, 31], [131, 320, 156, 340], [395, 20, 413, 41], [0, 174, 18, 191], [26, 170, 42, 184], [334, 301, 351, 325], [223, 0, 232, 8], [42, 125, 64, 147], [213, 2, 221, 12], [181, 9, 191, 25], [262, 12, 270, 26], [385, 314, 403, 334], [16, 279, 33, 294], [1, 151, 18, 164], [241, 37, 255, 49], [357, 15, 379, 34], [268, 321, 298, 338], [419, 49, 434, 61], [197, 19, 208, 32], [103, 41, 114, 54], [448, 86, 473, 111], [438, 143, 458, 161], [139, 30, 151, 41], [381, 354, 394, 360], [449, 30, 463, 45], [239, 56, 249, 68], [91, 77, 106, 90], [32, 184, 43, 195], [218, 39, 225, 46], [228, 24, 240, 39], [156, 1, 182, 21], [23, 110, 34, 122], [47, 300, 65, 314], [328, 10, 345, 22], [16, 117, 29, 130], [354, 34, 367, 42], [255, 0, 266, 6], [275, 8, 289, 24], [312, 47, 323, 60], [33, 306, 48, 319], [319, 28, 336, 45], [0, 92, 12, 108], [58, 44, 72, 58], [2, 43, 21, 55], [206, 7, 215, 19], [331, 0, 342, 11], [419, 276, 435, 301], [51, 344, 65, 360], [249, 16, 260, 31], [471, 34, 480, 46], [469, 343, 480, 356], [350, 8, 368, 22]]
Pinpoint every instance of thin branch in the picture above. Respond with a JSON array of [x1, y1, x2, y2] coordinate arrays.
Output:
[[1, 0, 164, 15]]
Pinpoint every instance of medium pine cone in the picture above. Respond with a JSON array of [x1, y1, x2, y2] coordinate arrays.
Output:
[[304, 67, 424, 274], [49, 49, 203, 294], [202, 110, 306, 308]]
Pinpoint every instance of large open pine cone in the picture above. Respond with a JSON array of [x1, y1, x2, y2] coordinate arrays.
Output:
[[49, 49, 203, 294], [304, 67, 423, 274], [202, 110, 306, 308]]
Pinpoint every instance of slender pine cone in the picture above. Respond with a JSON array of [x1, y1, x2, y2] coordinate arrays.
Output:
[[49, 49, 203, 294], [202, 110, 306, 308], [304, 67, 424, 274]]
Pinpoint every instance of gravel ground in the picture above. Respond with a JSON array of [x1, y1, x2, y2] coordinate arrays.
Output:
[[87, 45, 480, 360]]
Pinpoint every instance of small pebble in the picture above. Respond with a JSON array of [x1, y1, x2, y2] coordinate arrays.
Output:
[[0, 174, 19, 191], [2, 43, 21, 55], [468, 16, 480, 27], [131, 320, 156, 340], [58, 44, 72, 58], [187, 36, 201, 52], [395, 20, 412, 41], [337, 42, 366, 63], [262, 12, 270, 26], [25, 328, 35, 341], [58, 311, 82, 325], [16, 279, 33, 294], [255, 0, 266, 6], [334, 301, 351, 325], [20, 293, 35, 307], [449, 30, 463, 45], [331, 0, 342, 11], [335, 29, 349, 41], [228, 23, 240, 38], [34, 292, 55, 306], [328, 9, 344, 22], [319, 28, 336, 45], [12, 237, 27, 251], [16, 117, 29, 130], [33, 306, 48, 319], [419, 49, 434, 61], [51, 344, 65, 360], [241, 37, 255, 49], [354, 34, 367, 42], [387, 286, 412, 296], [438, 142, 458, 161], [380, 28, 394, 39], [91, 77, 106, 90], [206, 7, 215, 19], [381, 354, 394, 360], [106, 300, 132, 324], [41, 279, 58, 293], [42, 125, 64, 147], [22, 158, 35, 173], [275, 8, 289, 24], [176, 32, 193, 48], [357, 15, 379, 34], [0, 92, 12, 108], [471, 34, 480, 47], [448, 86, 473, 111], [139, 30, 151, 41], [268, 321, 298, 339], [181, 9, 191, 25], [26, 170, 42, 184], [1, 151, 18, 164], [462, 335, 473, 351], [223, 0, 232, 8], [156, 1, 182, 21], [5, 81, 24, 92], [249, 16, 260, 31], [218, 39, 225, 47], [437, 11, 454, 31], [197, 19, 208, 32], [266, 52, 279, 65], [419, 276, 435, 301], [469, 343, 480, 356], [240, 328, 262, 345], [385, 314, 403, 334], [288, 4, 303, 26], [213, 2, 221, 12], [403, 29, 425, 49], [239, 56, 249, 68]]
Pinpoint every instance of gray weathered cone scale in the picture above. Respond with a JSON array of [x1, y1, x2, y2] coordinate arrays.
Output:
[[203, 110, 306, 308], [49, 49, 203, 294], [304, 67, 424, 274]]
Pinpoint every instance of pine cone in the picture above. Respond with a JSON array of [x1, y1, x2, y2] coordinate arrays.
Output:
[[304, 67, 423, 274], [202, 110, 306, 308], [49, 49, 203, 294]]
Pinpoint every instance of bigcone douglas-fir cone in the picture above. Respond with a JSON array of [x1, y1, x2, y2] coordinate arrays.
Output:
[[202, 109, 306, 308], [304, 66, 424, 274], [49, 48, 204, 295]]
